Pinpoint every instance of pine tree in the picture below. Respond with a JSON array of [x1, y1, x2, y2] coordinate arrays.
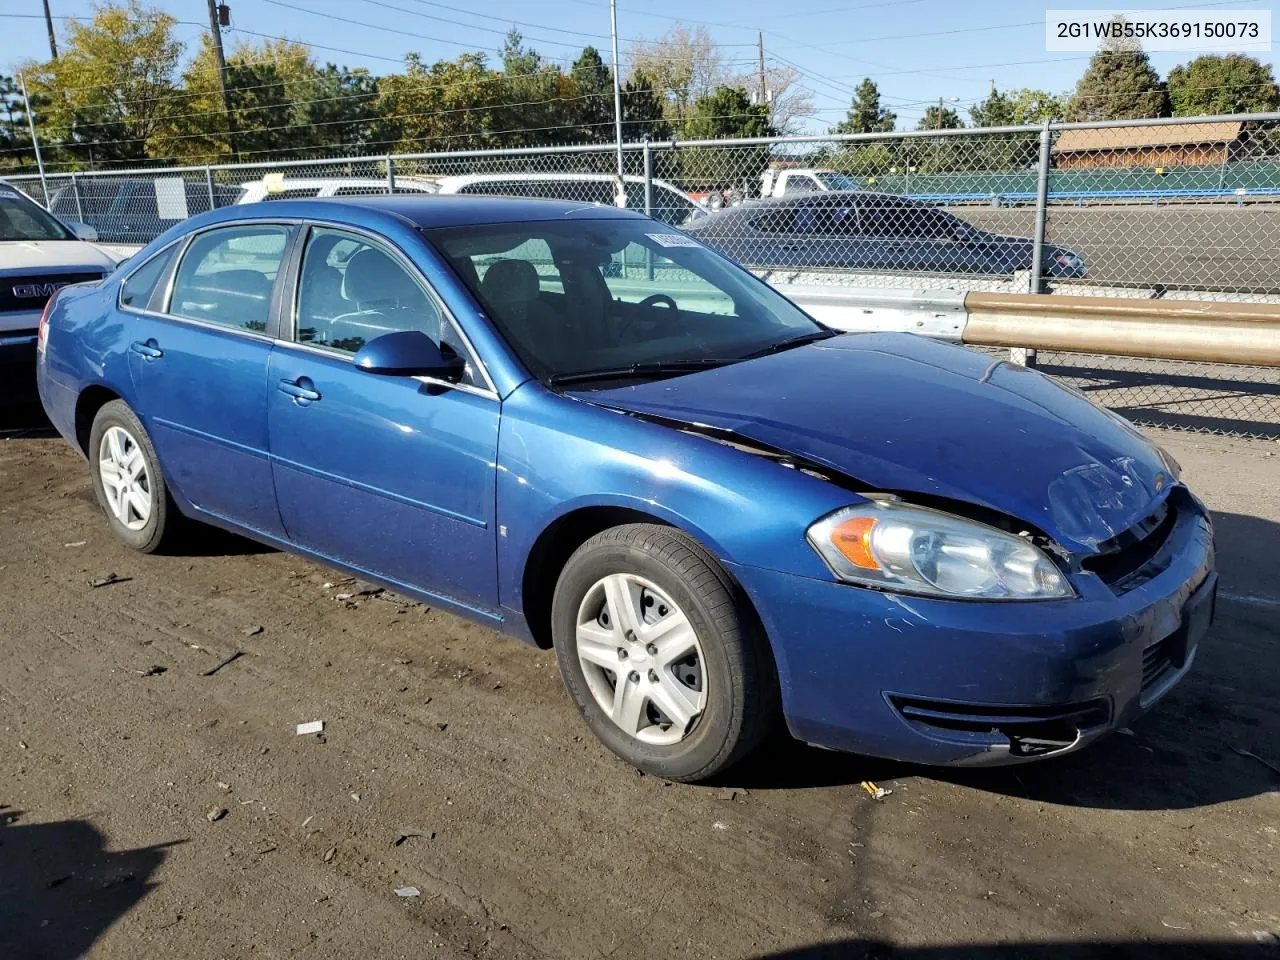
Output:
[[833, 78, 895, 134], [1066, 15, 1168, 121]]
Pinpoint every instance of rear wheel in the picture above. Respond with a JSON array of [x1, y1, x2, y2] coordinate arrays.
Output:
[[551, 523, 777, 782], [88, 400, 179, 553]]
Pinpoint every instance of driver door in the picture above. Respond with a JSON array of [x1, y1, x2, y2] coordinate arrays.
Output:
[[266, 224, 501, 614]]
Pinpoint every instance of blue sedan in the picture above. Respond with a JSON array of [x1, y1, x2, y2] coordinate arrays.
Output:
[[37, 196, 1215, 781]]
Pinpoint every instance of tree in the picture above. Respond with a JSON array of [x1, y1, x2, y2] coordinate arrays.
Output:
[[679, 86, 772, 189], [0, 76, 35, 171], [966, 87, 1065, 171], [1066, 15, 1168, 121], [740, 64, 814, 136], [629, 24, 724, 125], [492, 29, 573, 147], [376, 52, 504, 152], [19, 0, 184, 165], [683, 86, 772, 140], [621, 67, 670, 142], [917, 104, 963, 131], [569, 46, 614, 143], [1167, 54, 1279, 116], [833, 78, 896, 134]]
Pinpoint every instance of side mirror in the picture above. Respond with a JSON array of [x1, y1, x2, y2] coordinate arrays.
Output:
[[69, 221, 99, 242], [353, 330, 466, 381]]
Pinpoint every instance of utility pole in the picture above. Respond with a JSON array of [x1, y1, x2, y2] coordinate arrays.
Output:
[[936, 96, 943, 130], [609, 0, 624, 180], [757, 32, 766, 108], [42, 0, 58, 59], [206, 0, 237, 156]]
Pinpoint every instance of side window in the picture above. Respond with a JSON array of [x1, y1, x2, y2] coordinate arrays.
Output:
[[753, 207, 797, 233], [458, 180, 519, 196], [802, 202, 858, 235], [781, 176, 818, 197], [120, 245, 177, 309], [169, 224, 289, 333], [296, 226, 443, 354]]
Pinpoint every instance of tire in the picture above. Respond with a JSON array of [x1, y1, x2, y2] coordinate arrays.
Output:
[[88, 400, 179, 554], [551, 523, 777, 782]]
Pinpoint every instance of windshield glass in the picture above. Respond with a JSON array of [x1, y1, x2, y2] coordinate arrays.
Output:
[[0, 187, 74, 241], [815, 171, 860, 191], [429, 219, 824, 382]]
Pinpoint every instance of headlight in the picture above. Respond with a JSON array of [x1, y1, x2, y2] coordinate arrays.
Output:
[[807, 501, 1074, 601]]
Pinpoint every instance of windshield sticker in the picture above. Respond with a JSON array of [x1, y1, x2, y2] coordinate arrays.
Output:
[[646, 232, 701, 248]]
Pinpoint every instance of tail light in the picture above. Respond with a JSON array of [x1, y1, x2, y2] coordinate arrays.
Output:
[[37, 292, 58, 356]]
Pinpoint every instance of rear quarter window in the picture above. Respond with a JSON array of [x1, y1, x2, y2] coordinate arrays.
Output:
[[120, 245, 179, 310]]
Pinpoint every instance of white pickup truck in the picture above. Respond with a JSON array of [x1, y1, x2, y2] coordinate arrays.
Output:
[[759, 168, 862, 198], [1, 182, 116, 403]]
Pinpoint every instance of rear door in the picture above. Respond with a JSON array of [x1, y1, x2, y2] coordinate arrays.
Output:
[[266, 224, 500, 613], [126, 221, 294, 537]]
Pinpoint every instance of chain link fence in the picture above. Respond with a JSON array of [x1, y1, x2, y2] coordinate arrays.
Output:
[[5, 115, 1280, 436]]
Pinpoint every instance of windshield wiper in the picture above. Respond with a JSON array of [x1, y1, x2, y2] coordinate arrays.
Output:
[[549, 358, 738, 387], [739, 329, 837, 360]]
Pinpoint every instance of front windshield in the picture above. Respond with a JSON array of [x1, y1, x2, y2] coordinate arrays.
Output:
[[815, 171, 860, 191], [0, 187, 74, 241], [429, 218, 825, 382]]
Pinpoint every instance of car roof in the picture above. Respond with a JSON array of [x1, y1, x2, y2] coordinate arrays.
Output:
[[197, 194, 647, 229]]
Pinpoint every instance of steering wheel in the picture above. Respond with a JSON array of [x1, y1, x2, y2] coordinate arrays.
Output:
[[616, 293, 682, 342]]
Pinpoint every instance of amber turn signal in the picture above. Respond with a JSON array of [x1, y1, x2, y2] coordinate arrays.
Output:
[[829, 515, 879, 570]]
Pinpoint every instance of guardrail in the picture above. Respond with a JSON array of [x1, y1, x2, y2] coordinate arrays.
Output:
[[913, 187, 1280, 207], [780, 285, 1280, 367]]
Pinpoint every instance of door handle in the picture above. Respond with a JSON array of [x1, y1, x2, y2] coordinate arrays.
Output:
[[278, 377, 321, 402], [130, 339, 163, 360]]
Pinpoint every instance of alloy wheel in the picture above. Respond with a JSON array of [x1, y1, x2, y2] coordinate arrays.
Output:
[[575, 573, 708, 746], [98, 425, 152, 532]]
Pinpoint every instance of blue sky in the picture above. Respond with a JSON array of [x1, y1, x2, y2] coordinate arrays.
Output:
[[4, 0, 1276, 131]]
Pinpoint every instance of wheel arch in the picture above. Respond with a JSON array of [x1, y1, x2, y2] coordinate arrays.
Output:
[[74, 384, 123, 456], [517, 502, 761, 652]]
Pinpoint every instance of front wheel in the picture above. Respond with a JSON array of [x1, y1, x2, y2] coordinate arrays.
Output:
[[551, 524, 777, 782]]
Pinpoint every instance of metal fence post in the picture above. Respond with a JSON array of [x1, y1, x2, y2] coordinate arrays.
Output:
[[205, 166, 216, 210], [642, 138, 655, 280], [385, 155, 396, 194], [1029, 118, 1053, 296], [71, 172, 85, 223], [1012, 117, 1054, 367], [642, 137, 653, 216]]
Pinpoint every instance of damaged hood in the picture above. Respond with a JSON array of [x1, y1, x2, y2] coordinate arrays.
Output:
[[572, 333, 1173, 554]]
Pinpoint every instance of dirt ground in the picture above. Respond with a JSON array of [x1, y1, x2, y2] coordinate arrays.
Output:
[[1, 406, 1277, 960]]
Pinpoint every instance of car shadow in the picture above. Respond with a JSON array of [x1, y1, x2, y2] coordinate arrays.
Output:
[[166, 522, 278, 558], [754, 939, 1277, 959], [0, 808, 181, 960], [725, 508, 1280, 812], [0, 400, 58, 440]]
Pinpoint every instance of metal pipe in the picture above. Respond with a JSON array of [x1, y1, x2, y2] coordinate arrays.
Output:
[[962, 292, 1280, 366], [610, 0, 624, 179], [18, 73, 49, 207], [385, 155, 396, 194], [206, 166, 216, 210], [71, 172, 85, 222]]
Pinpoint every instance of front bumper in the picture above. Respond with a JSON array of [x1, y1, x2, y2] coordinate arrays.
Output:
[[726, 501, 1215, 766]]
